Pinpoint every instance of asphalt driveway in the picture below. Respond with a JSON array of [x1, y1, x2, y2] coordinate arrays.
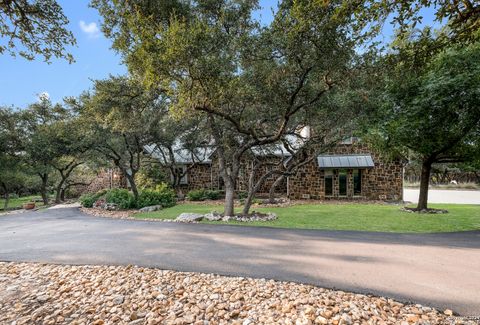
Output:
[[404, 189, 480, 204], [1, 207, 479, 316]]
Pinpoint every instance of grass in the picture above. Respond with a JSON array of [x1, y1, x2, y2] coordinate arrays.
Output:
[[136, 202, 480, 233], [0, 195, 44, 211]]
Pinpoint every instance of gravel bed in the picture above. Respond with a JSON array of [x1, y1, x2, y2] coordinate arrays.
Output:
[[80, 207, 139, 220], [79, 208, 200, 223], [0, 262, 459, 325]]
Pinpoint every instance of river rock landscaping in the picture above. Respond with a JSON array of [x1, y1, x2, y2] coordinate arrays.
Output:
[[80, 206, 279, 224], [176, 212, 278, 223], [80, 207, 139, 220], [0, 262, 462, 325]]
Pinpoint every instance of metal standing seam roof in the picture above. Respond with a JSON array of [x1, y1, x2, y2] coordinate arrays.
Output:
[[317, 155, 375, 169], [144, 144, 213, 164]]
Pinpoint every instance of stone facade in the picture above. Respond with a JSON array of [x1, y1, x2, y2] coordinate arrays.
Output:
[[170, 143, 403, 201], [287, 144, 403, 200], [175, 156, 287, 195], [176, 163, 216, 194], [236, 157, 288, 194]]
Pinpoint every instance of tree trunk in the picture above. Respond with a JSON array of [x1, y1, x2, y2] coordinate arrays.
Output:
[[40, 191, 48, 205], [1, 182, 8, 210], [269, 174, 285, 203], [170, 167, 179, 190], [243, 171, 281, 215], [242, 162, 258, 215], [224, 177, 235, 217], [3, 193, 9, 210], [55, 179, 65, 203], [40, 174, 49, 205], [205, 114, 237, 218], [417, 160, 432, 210], [54, 161, 83, 203], [242, 191, 255, 215], [126, 173, 139, 200]]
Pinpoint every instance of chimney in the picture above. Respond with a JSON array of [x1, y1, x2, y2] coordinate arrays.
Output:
[[300, 125, 311, 139]]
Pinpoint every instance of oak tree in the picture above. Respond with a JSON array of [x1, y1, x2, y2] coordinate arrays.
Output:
[[0, 0, 75, 62]]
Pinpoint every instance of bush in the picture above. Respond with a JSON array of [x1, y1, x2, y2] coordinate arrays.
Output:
[[186, 189, 206, 201], [137, 183, 176, 209], [79, 194, 95, 208], [237, 191, 248, 200], [105, 188, 136, 209], [135, 164, 168, 190], [187, 189, 221, 201], [80, 186, 176, 210], [79, 189, 107, 208], [204, 190, 221, 200]]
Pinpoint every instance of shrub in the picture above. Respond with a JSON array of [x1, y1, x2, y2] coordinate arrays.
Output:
[[237, 191, 248, 200], [79, 189, 107, 208], [238, 197, 258, 205], [135, 164, 168, 190], [79, 193, 96, 208], [187, 189, 207, 201], [105, 188, 136, 209], [204, 190, 221, 200], [187, 189, 222, 201], [137, 183, 176, 208], [238, 192, 259, 205]]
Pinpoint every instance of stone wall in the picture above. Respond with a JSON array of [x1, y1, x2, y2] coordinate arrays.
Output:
[[236, 157, 288, 195], [287, 162, 324, 200], [287, 144, 404, 200], [176, 163, 215, 194], [183, 156, 287, 195]]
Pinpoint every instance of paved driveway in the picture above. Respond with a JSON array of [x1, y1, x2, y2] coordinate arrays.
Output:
[[404, 189, 480, 204], [1, 207, 480, 315]]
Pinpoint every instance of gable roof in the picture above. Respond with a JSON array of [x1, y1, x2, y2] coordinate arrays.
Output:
[[145, 144, 213, 164]]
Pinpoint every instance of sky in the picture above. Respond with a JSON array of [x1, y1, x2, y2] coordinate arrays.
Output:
[[0, 1, 437, 108]]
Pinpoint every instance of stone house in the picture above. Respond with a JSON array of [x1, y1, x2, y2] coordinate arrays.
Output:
[[153, 142, 404, 201]]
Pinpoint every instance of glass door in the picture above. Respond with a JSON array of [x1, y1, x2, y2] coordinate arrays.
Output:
[[325, 170, 333, 196]]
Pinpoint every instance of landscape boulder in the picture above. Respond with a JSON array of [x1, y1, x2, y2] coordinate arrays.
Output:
[[103, 203, 119, 211], [232, 212, 277, 222], [176, 213, 204, 223], [204, 211, 223, 221], [139, 205, 162, 213]]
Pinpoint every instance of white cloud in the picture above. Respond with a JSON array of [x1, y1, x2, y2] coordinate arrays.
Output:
[[79, 20, 100, 38]]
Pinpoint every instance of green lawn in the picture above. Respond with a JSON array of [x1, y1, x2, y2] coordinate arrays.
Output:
[[136, 203, 480, 233], [0, 195, 44, 211]]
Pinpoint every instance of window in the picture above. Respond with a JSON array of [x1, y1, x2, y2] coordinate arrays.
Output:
[[324, 170, 333, 196], [339, 170, 347, 196], [353, 169, 361, 195]]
